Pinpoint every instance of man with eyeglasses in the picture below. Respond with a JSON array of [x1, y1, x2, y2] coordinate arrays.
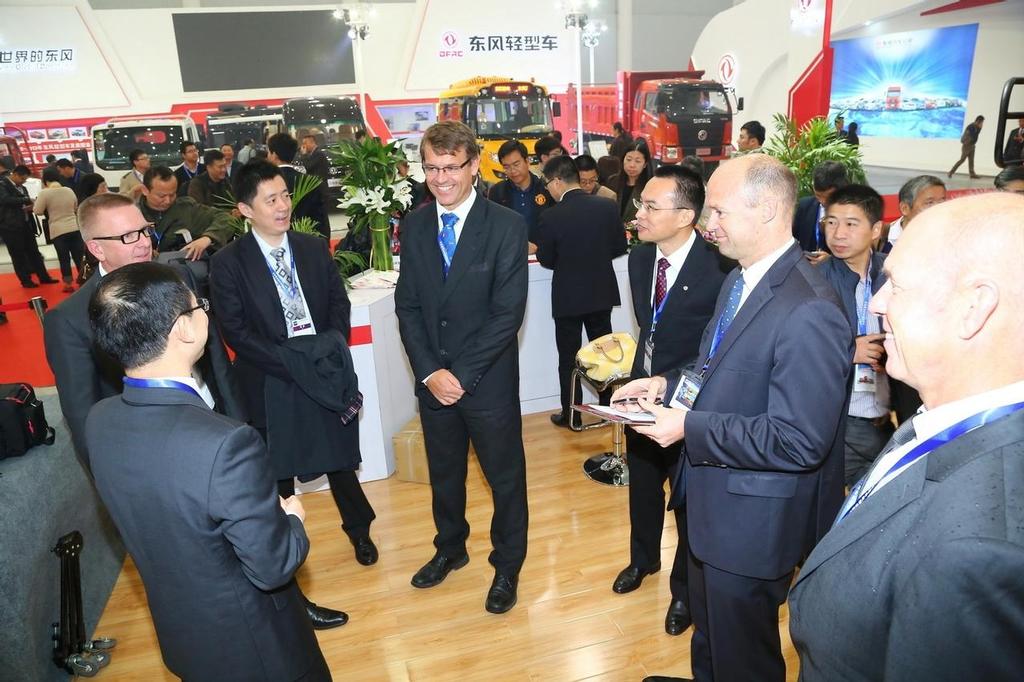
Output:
[[118, 148, 150, 199], [395, 121, 529, 614], [610, 165, 731, 639], [534, 155, 627, 428], [575, 154, 617, 201], [43, 192, 244, 471], [486, 139, 553, 254], [84, 261, 330, 682]]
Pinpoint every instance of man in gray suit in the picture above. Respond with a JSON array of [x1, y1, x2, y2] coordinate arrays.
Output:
[[789, 192, 1024, 680], [85, 262, 330, 682]]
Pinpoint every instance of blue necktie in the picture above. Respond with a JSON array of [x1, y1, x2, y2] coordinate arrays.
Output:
[[438, 212, 458, 279], [704, 274, 744, 371]]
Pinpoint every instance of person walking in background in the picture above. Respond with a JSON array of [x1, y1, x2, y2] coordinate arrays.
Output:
[[949, 115, 984, 179], [34, 167, 85, 291]]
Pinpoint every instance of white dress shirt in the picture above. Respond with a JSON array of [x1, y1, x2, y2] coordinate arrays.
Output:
[[861, 380, 1024, 501], [737, 238, 796, 309], [252, 230, 316, 337], [650, 230, 697, 307], [434, 190, 477, 243]]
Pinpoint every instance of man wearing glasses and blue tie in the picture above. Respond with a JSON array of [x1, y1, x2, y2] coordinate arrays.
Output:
[[43, 192, 244, 472], [395, 121, 530, 614]]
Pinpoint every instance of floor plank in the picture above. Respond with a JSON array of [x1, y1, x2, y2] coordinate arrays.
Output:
[[92, 413, 801, 681]]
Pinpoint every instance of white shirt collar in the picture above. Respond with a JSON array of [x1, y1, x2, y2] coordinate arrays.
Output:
[[738, 238, 795, 305], [435, 190, 477, 241], [252, 229, 290, 260], [657, 229, 697, 270], [912, 380, 1024, 444]]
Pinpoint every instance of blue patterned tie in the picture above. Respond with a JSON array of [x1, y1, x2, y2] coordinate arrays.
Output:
[[716, 274, 745, 337], [438, 212, 458, 279]]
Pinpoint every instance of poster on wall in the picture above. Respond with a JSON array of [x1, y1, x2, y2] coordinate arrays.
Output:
[[828, 24, 979, 139]]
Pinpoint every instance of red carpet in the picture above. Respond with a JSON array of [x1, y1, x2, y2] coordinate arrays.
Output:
[[0, 270, 74, 387]]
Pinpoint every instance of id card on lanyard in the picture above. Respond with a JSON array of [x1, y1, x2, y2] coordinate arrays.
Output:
[[643, 291, 671, 376], [853, 272, 876, 393]]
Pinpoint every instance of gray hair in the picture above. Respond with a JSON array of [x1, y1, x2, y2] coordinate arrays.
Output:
[[741, 155, 797, 221], [898, 175, 945, 207]]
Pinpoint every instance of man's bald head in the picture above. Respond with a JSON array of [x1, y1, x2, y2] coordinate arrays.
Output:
[[870, 193, 1024, 407], [704, 155, 797, 267]]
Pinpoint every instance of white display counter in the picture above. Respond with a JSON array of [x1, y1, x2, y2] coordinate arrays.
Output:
[[297, 255, 636, 488]]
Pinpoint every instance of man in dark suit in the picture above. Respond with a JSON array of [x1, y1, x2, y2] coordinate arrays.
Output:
[[395, 121, 529, 614], [43, 192, 244, 470], [612, 165, 731, 638], [210, 160, 377, 596], [535, 155, 628, 427], [268, 133, 330, 239], [220, 143, 243, 180], [85, 262, 330, 682], [615, 155, 852, 682], [300, 134, 333, 227], [173, 141, 205, 198], [792, 160, 848, 261], [790, 193, 1024, 681], [1, 162, 58, 288]]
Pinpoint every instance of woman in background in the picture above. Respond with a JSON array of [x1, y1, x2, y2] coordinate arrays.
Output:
[[609, 141, 653, 225], [33, 167, 84, 292]]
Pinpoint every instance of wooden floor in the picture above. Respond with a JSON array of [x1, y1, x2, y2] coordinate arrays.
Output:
[[93, 413, 800, 681]]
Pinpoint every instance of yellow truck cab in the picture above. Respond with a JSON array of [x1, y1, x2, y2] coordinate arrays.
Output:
[[437, 76, 561, 184]]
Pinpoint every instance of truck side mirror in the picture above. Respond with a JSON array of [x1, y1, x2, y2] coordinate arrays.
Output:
[[737, 97, 744, 112], [552, 101, 562, 117]]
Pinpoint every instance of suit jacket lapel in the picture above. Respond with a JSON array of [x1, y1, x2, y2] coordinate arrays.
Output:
[[634, 245, 656, 328], [440, 193, 487, 304], [240, 233, 287, 337], [700, 244, 801, 383], [290, 235, 322, 322], [412, 205, 445, 289]]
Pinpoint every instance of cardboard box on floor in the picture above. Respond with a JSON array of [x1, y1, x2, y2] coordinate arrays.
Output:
[[392, 416, 475, 484]]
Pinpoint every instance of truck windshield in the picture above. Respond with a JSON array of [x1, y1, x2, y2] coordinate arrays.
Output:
[[283, 98, 363, 147], [658, 86, 730, 120], [93, 126, 185, 171], [207, 118, 281, 151], [470, 97, 553, 137]]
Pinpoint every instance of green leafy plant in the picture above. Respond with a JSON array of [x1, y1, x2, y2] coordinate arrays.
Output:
[[329, 137, 411, 272], [763, 113, 866, 198]]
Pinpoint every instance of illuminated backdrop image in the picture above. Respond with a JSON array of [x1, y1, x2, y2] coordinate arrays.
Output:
[[828, 23, 978, 139]]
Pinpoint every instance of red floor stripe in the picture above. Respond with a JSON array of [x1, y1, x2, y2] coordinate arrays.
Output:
[[0, 270, 75, 388]]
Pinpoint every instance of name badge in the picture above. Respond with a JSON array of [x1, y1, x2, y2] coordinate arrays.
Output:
[[289, 319, 315, 338], [643, 337, 654, 376], [669, 369, 703, 410], [853, 365, 877, 393]]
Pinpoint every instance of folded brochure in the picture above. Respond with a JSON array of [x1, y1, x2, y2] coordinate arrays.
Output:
[[572, 403, 656, 425]]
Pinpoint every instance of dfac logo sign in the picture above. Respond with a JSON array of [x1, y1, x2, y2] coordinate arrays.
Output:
[[718, 53, 737, 87], [439, 31, 463, 58]]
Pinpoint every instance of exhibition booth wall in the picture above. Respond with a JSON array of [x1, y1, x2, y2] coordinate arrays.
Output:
[[691, 0, 1024, 177]]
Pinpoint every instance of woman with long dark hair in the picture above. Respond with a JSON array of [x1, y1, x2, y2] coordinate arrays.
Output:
[[609, 141, 652, 224]]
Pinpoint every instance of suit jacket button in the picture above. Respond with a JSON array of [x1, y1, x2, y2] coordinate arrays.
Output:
[[440, 349, 447, 356], [440, 320, 447, 327]]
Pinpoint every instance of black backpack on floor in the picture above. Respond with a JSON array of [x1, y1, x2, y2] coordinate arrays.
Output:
[[0, 383, 56, 459]]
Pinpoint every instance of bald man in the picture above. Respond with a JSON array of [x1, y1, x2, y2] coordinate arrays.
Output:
[[614, 155, 852, 682], [789, 193, 1024, 681]]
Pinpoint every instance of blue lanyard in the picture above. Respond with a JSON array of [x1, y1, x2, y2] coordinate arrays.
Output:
[[814, 205, 823, 250], [701, 307, 732, 375], [265, 247, 299, 299], [650, 288, 671, 337], [856, 270, 872, 336], [122, 377, 200, 398], [838, 400, 1024, 522]]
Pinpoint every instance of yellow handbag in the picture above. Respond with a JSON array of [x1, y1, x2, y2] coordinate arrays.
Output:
[[575, 332, 637, 383]]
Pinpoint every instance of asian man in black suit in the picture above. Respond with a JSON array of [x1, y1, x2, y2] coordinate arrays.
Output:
[[792, 160, 848, 263], [395, 121, 529, 614], [613, 165, 731, 638], [535, 154, 628, 427], [210, 160, 374, 630], [85, 262, 329, 682], [615, 155, 851, 682], [43, 192, 245, 471]]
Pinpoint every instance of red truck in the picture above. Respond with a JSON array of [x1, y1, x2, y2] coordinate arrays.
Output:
[[567, 70, 736, 167]]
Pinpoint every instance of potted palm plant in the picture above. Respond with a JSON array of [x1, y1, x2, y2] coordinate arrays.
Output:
[[763, 113, 867, 197]]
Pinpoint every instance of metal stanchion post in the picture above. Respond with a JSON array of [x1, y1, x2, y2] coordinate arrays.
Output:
[[29, 296, 48, 327]]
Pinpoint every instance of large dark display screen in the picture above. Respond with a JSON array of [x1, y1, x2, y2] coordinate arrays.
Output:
[[172, 10, 355, 92]]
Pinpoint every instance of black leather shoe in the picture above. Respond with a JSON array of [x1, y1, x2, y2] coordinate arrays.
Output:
[[642, 676, 693, 681], [612, 562, 661, 594], [410, 552, 469, 588], [550, 412, 570, 428], [664, 599, 692, 636], [39, 277, 59, 284], [485, 573, 518, 614], [21, 281, 38, 289], [353, 536, 378, 566], [304, 599, 348, 630]]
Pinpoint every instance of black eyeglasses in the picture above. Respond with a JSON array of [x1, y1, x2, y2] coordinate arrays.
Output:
[[422, 158, 472, 176], [182, 298, 210, 316], [92, 225, 153, 245]]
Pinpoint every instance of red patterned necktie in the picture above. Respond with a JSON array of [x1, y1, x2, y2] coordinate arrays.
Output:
[[654, 257, 670, 310]]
